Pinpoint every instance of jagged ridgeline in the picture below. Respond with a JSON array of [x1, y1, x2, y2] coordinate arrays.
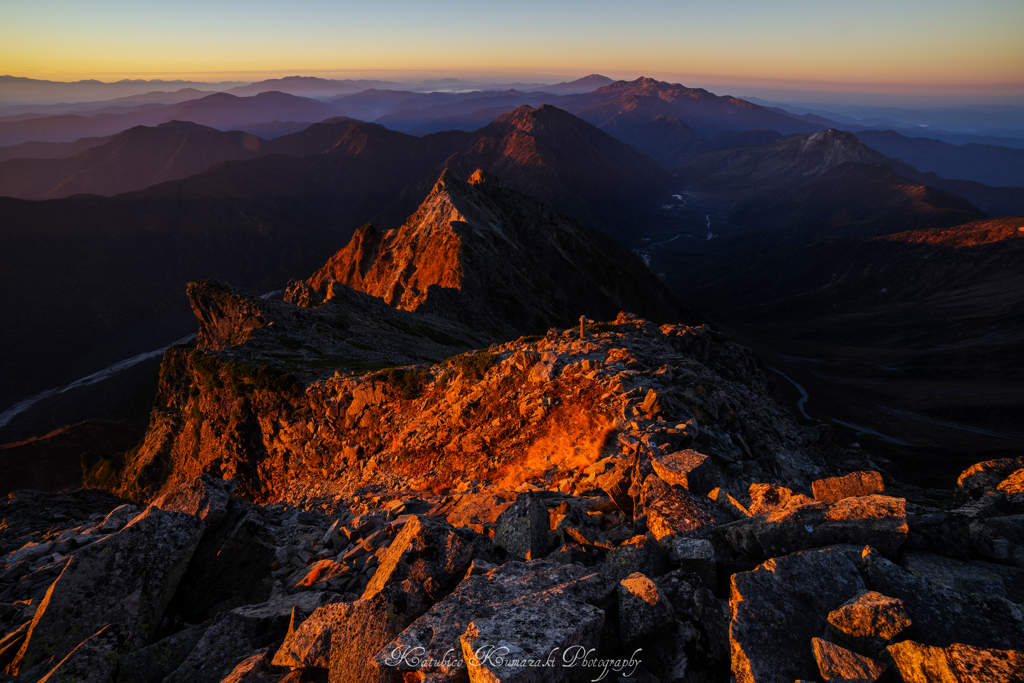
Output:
[[3, 167, 1023, 681]]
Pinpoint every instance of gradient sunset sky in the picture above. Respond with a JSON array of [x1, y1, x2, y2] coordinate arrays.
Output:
[[2, 0, 1022, 101]]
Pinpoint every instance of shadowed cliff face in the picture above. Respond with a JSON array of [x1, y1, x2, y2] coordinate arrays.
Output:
[[299, 168, 702, 339]]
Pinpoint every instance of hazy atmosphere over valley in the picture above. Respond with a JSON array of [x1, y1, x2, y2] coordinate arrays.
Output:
[[0, 2, 1022, 682]]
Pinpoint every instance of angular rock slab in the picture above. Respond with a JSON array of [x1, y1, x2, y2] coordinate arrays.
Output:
[[164, 592, 333, 683], [12, 507, 204, 673], [363, 514, 474, 603], [638, 476, 731, 541], [273, 602, 345, 668], [826, 591, 911, 642], [729, 545, 867, 683], [714, 495, 907, 564], [460, 600, 605, 683], [812, 471, 884, 504], [651, 450, 721, 496], [618, 573, 675, 645], [811, 638, 886, 682], [329, 584, 437, 683]]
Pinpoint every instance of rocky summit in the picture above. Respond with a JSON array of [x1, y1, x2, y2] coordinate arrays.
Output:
[[2, 171, 1023, 683], [295, 168, 700, 339]]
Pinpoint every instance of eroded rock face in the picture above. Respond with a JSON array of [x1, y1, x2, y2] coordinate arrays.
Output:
[[11, 506, 204, 674]]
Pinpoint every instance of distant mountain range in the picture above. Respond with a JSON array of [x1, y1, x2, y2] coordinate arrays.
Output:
[[2, 79, 1022, 452]]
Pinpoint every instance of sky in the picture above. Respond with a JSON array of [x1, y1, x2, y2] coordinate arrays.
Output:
[[2, 0, 1022, 103]]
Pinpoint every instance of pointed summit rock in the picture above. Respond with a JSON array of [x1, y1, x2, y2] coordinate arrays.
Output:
[[300, 168, 701, 337]]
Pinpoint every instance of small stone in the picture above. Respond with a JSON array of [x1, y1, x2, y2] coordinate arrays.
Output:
[[827, 591, 911, 642]]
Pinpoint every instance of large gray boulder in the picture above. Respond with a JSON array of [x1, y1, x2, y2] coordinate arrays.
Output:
[[11, 507, 204, 674], [460, 600, 605, 683], [729, 545, 867, 683], [372, 560, 615, 683]]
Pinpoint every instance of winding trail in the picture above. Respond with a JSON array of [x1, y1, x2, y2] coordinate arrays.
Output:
[[768, 368, 812, 419], [0, 289, 285, 431]]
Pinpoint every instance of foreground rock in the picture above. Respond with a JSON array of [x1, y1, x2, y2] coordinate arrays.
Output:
[[729, 545, 867, 683], [10, 506, 203, 674]]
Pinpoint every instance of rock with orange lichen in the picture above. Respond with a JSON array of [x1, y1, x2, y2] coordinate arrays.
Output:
[[812, 471, 884, 504], [811, 637, 887, 682], [747, 483, 816, 515], [651, 449, 723, 495]]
